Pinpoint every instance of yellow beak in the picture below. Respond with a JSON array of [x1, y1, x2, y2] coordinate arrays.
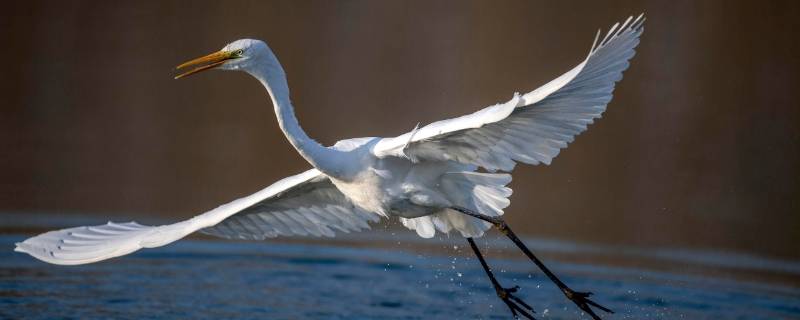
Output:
[[174, 50, 235, 79]]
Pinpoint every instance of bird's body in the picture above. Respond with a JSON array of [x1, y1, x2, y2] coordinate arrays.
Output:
[[329, 142, 454, 219], [328, 138, 506, 223], [15, 14, 645, 319]]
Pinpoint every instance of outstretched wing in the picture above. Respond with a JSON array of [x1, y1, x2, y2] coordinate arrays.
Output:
[[14, 169, 380, 265], [372, 15, 645, 171], [200, 172, 379, 240]]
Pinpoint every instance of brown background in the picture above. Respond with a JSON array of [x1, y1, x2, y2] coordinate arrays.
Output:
[[1, 1, 798, 260]]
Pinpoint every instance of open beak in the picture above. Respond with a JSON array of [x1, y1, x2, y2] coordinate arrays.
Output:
[[174, 50, 235, 79]]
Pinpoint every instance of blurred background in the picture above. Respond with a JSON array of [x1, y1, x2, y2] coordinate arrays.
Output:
[[0, 0, 797, 264]]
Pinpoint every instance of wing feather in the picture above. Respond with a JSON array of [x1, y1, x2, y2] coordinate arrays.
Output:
[[371, 15, 644, 171], [15, 168, 380, 265]]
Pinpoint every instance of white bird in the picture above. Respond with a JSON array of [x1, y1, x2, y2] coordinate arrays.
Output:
[[16, 14, 644, 319]]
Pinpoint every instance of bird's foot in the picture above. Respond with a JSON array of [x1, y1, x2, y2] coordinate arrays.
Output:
[[495, 285, 535, 319], [562, 289, 613, 320]]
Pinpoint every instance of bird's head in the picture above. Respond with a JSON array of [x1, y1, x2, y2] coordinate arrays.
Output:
[[175, 39, 271, 79]]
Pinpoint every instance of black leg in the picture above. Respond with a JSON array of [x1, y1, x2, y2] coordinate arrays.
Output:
[[454, 207, 613, 320], [467, 237, 535, 320]]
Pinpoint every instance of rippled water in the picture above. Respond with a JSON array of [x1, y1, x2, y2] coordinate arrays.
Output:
[[2, 232, 799, 319]]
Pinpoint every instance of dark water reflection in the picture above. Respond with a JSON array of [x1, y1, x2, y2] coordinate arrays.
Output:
[[1, 234, 799, 319]]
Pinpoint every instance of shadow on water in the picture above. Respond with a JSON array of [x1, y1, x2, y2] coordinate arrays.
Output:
[[1, 232, 799, 319]]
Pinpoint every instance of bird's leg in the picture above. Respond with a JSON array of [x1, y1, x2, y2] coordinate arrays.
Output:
[[453, 207, 613, 320], [467, 237, 535, 319]]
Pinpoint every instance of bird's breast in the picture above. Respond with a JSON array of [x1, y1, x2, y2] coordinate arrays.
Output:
[[330, 169, 395, 217]]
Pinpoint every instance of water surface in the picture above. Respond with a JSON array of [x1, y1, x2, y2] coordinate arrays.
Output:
[[1, 230, 799, 319]]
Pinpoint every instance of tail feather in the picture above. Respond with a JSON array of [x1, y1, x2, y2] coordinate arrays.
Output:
[[400, 171, 512, 238]]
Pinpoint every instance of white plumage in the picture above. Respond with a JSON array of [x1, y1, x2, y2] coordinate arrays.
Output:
[[15, 14, 644, 266]]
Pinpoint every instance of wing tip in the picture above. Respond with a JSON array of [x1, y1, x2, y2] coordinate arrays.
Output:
[[588, 29, 602, 56], [14, 241, 61, 264], [634, 13, 647, 31], [589, 13, 647, 55]]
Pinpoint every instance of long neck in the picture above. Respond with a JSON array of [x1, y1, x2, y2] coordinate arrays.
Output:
[[247, 56, 352, 179]]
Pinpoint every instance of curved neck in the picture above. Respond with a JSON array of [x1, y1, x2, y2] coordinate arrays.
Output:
[[246, 57, 352, 179]]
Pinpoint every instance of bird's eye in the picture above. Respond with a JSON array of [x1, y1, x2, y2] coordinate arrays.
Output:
[[234, 49, 244, 56]]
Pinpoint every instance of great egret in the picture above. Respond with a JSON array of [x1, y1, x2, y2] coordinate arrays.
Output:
[[16, 14, 644, 319]]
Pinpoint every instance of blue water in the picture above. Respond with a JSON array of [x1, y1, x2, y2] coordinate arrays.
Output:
[[1, 233, 799, 320]]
